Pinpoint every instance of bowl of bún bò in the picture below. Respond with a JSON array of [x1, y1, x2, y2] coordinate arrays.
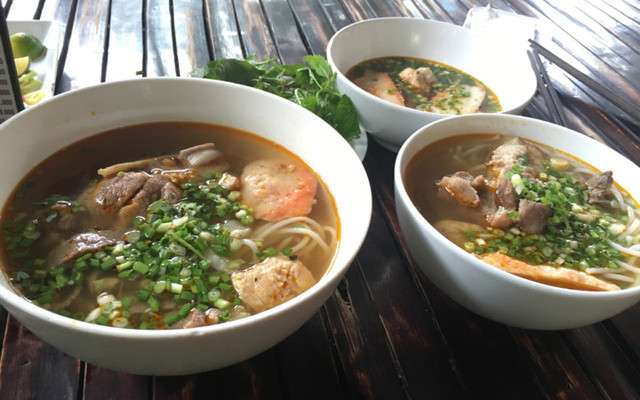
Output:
[[395, 113, 640, 330], [0, 77, 372, 374], [327, 17, 537, 151]]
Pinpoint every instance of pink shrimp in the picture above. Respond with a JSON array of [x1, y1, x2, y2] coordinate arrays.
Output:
[[240, 158, 317, 222]]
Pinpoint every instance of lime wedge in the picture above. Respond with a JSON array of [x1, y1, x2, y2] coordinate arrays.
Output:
[[14, 56, 30, 76], [10, 32, 45, 60]]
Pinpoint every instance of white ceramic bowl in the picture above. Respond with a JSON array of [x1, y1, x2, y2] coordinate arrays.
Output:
[[395, 114, 640, 330], [0, 78, 372, 374], [327, 17, 537, 151]]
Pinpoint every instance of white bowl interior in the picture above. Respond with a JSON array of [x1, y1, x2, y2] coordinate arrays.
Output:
[[394, 114, 640, 329], [0, 78, 372, 374]]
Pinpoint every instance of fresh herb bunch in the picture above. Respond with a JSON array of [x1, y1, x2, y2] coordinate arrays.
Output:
[[190, 55, 361, 143]]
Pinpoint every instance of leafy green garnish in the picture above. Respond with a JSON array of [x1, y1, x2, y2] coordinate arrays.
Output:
[[190, 55, 361, 142]]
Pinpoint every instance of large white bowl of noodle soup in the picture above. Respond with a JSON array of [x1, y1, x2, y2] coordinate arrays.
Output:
[[0, 78, 372, 375], [327, 17, 537, 152], [394, 113, 640, 330]]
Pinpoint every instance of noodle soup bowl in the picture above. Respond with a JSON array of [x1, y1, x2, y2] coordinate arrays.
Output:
[[327, 17, 537, 151], [0, 78, 372, 374], [394, 113, 640, 330]]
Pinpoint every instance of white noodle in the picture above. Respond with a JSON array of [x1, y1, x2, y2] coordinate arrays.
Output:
[[621, 218, 640, 238], [240, 238, 260, 255], [614, 258, 640, 274], [600, 273, 635, 284], [270, 227, 330, 253], [608, 240, 640, 258]]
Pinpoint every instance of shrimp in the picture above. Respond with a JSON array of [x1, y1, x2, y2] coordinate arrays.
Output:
[[240, 158, 317, 222]]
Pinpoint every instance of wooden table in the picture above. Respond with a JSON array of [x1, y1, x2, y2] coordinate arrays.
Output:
[[2, 0, 640, 399]]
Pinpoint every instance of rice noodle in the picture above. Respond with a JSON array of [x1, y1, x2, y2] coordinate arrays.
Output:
[[249, 215, 336, 261], [599, 272, 635, 284], [608, 240, 640, 258], [613, 258, 640, 274], [621, 218, 640, 238]]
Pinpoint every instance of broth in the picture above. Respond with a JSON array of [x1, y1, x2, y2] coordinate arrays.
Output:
[[346, 56, 501, 114], [405, 134, 640, 291], [0, 122, 339, 328]]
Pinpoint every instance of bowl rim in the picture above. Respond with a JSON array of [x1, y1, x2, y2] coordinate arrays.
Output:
[[0, 77, 373, 340], [326, 16, 537, 119], [394, 113, 640, 299]]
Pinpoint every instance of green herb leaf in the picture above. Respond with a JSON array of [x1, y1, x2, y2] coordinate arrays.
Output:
[[190, 55, 361, 142]]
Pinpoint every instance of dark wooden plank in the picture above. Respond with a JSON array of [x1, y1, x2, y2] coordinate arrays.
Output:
[[83, 365, 150, 399], [563, 324, 640, 399], [362, 0, 424, 18], [323, 195, 470, 399], [260, 0, 308, 64], [203, 0, 243, 60], [316, 0, 353, 32], [231, 0, 278, 61], [104, 0, 144, 81], [154, 351, 281, 400], [146, 0, 177, 77], [173, 0, 210, 74], [412, 0, 469, 24], [0, 317, 81, 400], [329, 0, 376, 23], [273, 311, 345, 399], [322, 260, 416, 398], [57, 0, 109, 91], [288, 0, 336, 56], [507, 0, 640, 108]]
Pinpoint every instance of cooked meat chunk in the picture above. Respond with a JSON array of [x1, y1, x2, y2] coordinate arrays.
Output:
[[232, 256, 317, 314], [517, 199, 552, 234], [49, 230, 122, 266], [240, 158, 317, 222], [437, 171, 481, 207], [352, 69, 405, 106], [171, 308, 221, 329], [486, 207, 516, 230], [118, 174, 182, 220], [433, 219, 485, 247], [495, 175, 518, 210], [479, 252, 621, 291], [92, 172, 148, 211], [429, 84, 486, 115], [83, 172, 183, 224], [587, 170, 613, 205], [399, 67, 437, 93], [471, 175, 486, 191]]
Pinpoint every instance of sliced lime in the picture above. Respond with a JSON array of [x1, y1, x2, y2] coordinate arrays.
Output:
[[10, 32, 45, 60], [14, 56, 30, 76]]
